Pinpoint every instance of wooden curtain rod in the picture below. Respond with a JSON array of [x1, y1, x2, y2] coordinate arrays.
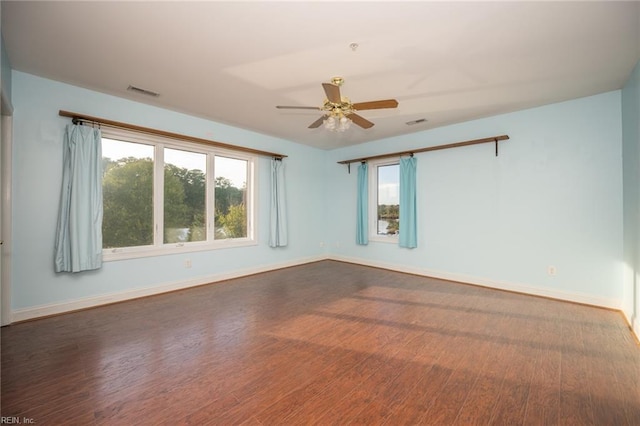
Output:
[[59, 110, 287, 159], [337, 135, 510, 166]]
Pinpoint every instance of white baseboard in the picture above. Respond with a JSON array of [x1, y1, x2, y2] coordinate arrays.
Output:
[[618, 308, 639, 343], [329, 255, 621, 310], [11, 255, 328, 323]]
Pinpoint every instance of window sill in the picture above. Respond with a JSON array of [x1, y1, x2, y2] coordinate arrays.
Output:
[[368, 235, 399, 244], [102, 239, 258, 262]]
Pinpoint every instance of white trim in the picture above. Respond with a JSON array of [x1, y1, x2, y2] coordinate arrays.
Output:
[[618, 308, 639, 342], [621, 309, 633, 328], [11, 255, 328, 323], [329, 254, 621, 310], [102, 236, 258, 262], [1, 113, 12, 326]]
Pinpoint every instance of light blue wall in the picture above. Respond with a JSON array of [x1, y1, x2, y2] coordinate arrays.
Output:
[[11, 71, 327, 310], [622, 60, 640, 328], [325, 91, 624, 304]]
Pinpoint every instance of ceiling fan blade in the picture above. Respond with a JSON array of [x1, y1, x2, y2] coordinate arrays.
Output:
[[276, 106, 321, 110], [322, 83, 342, 104], [349, 113, 375, 129], [308, 116, 326, 129], [352, 99, 399, 110]]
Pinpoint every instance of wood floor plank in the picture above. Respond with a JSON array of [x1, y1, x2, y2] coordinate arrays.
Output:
[[488, 344, 538, 424], [452, 311, 513, 425], [521, 301, 562, 426], [559, 309, 597, 425], [413, 292, 497, 424], [380, 296, 480, 423], [347, 327, 451, 424], [280, 351, 389, 424], [383, 362, 454, 425], [254, 345, 373, 424], [579, 309, 636, 425], [1, 260, 638, 424]]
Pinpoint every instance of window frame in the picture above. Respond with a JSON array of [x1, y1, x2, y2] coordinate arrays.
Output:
[[368, 157, 400, 244], [101, 127, 258, 261]]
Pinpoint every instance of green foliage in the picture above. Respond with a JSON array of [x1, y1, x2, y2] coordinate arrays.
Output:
[[102, 156, 247, 248], [378, 204, 399, 235], [102, 157, 154, 248], [164, 164, 205, 243], [219, 204, 247, 238], [214, 176, 245, 237], [378, 204, 399, 219]]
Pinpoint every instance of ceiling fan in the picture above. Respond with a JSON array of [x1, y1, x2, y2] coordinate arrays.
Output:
[[276, 77, 399, 131]]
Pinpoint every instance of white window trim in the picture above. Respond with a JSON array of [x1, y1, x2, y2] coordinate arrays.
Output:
[[100, 127, 258, 262], [368, 157, 399, 244]]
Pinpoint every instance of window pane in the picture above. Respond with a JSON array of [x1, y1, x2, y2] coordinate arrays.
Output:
[[214, 156, 247, 239], [164, 148, 207, 244], [102, 138, 154, 248], [377, 164, 399, 236]]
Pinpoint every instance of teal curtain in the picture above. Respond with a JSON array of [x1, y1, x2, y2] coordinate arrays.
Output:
[[399, 156, 417, 248], [54, 124, 103, 272], [356, 162, 368, 245], [269, 158, 288, 247]]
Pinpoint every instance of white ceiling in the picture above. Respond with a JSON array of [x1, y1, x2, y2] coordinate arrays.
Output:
[[2, 1, 639, 150]]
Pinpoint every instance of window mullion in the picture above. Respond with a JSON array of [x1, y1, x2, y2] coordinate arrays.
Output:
[[248, 160, 255, 240], [206, 152, 215, 242], [154, 145, 165, 247], [369, 164, 377, 237]]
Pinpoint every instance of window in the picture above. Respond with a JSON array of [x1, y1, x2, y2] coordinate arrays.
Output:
[[369, 159, 400, 242], [102, 138, 154, 249], [101, 129, 256, 260], [164, 148, 207, 244], [214, 156, 248, 239]]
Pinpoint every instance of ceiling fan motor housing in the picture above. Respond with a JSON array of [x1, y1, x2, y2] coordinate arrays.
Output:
[[323, 99, 354, 116]]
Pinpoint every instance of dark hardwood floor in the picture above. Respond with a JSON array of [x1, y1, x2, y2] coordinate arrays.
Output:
[[2, 260, 639, 425]]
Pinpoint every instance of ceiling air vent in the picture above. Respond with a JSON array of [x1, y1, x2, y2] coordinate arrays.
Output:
[[127, 85, 160, 97], [406, 118, 427, 126]]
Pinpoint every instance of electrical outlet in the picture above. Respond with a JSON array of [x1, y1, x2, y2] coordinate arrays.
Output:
[[547, 265, 556, 276], [184, 259, 192, 269], [319, 241, 324, 247]]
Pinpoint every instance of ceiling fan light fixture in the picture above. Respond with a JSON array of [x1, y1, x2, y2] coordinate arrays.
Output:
[[324, 111, 351, 132]]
